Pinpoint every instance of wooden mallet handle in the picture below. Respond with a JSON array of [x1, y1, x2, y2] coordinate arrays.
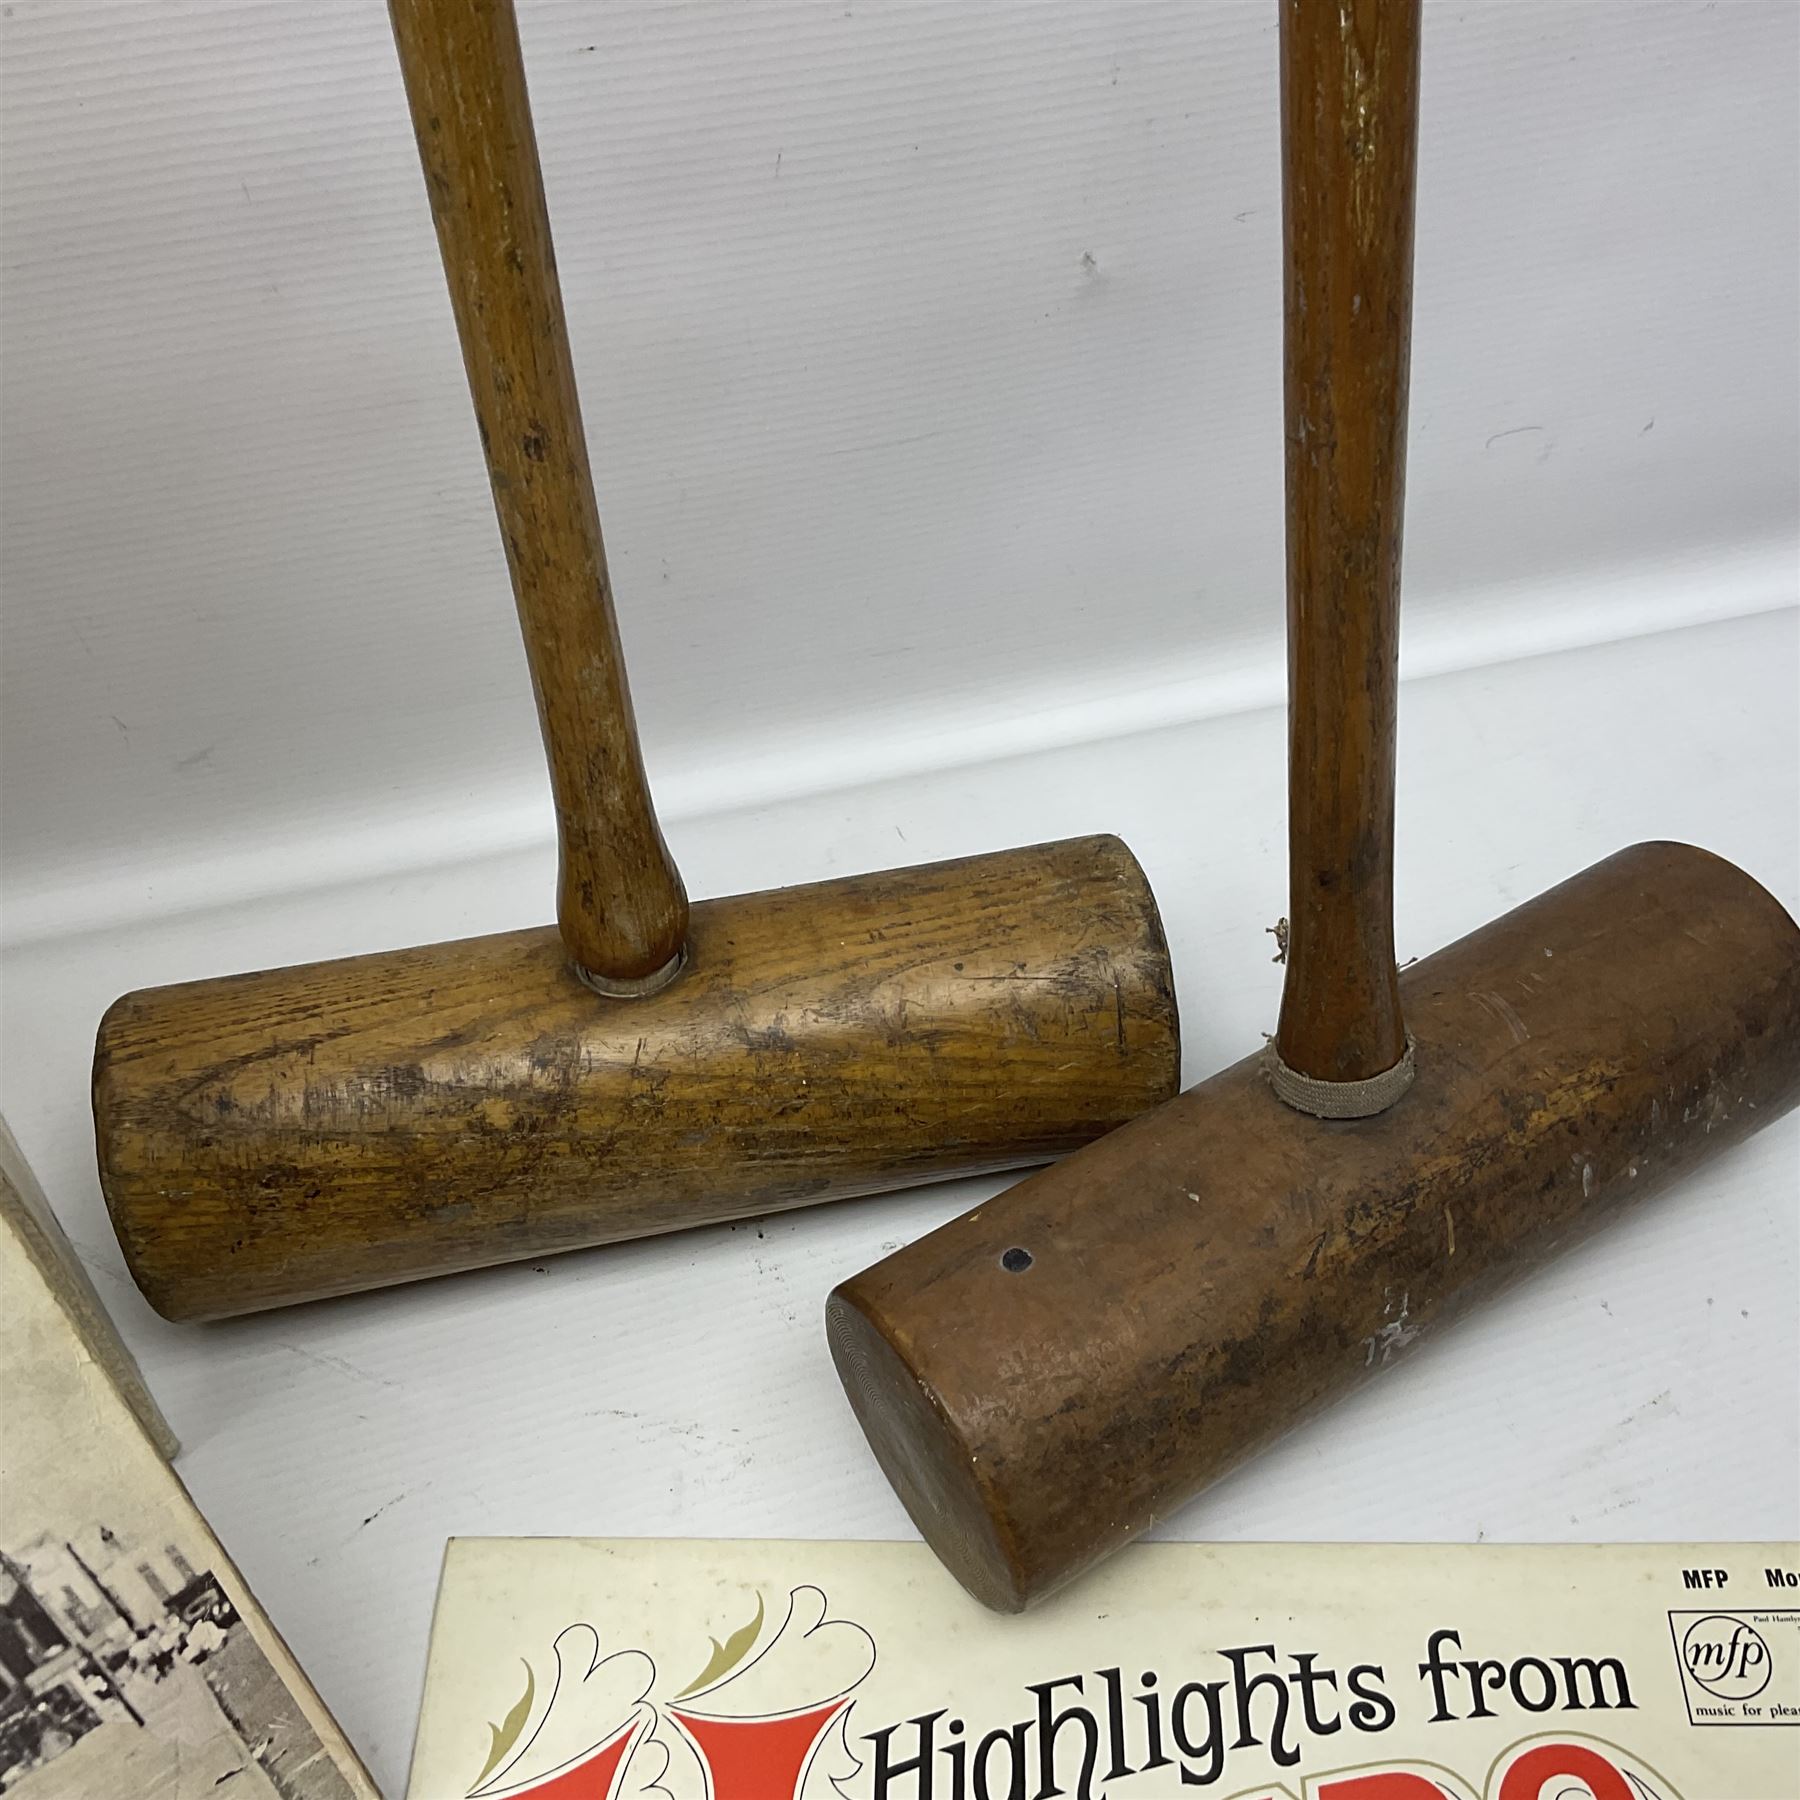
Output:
[[824, 0, 1800, 1614], [1272, 0, 1421, 1104], [389, 0, 688, 990]]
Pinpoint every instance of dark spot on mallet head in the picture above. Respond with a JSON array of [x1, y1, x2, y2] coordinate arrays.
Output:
[[1000, 1246, 1034, 1274]]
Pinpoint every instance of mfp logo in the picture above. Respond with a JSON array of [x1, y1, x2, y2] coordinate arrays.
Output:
[[1669, 1605, 1797, 1726], [1678, 1614, 1772, 1701]]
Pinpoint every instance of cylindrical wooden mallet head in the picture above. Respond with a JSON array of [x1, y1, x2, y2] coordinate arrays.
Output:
[[96, 835, 1178, 1321], [90, 0, 1181, 1323], [828, 842, 1800, 1610], [827, 0, 1800, 1611]]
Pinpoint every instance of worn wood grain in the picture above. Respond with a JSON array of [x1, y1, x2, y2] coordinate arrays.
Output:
[[830, 842, 1800, 1609], [1274, 0, 1420, 1086], [96, 836, 1179, 1320], [827, 0, 1800, 1612], [92, 0, 1187, 1320], [391, 0, 686, 985]]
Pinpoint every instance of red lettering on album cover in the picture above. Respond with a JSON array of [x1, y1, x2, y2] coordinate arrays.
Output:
[[496, 1722, 639, 1800], [1317, 1775, 1451, 1799], [1236, 1741, 1666, 1800], [1495, 1743, 1636, 1800], [669, 1699, 848, 1798]]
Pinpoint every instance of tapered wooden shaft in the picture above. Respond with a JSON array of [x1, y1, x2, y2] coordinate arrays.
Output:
[[1273, 0, 1421, 1092], [390, 0, 687, 987], [827, 0, 1800, 1616]]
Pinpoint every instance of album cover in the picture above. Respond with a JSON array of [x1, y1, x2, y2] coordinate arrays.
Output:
[[406, 1536, 1798, 1799], [0, 1188, 380, 1797]]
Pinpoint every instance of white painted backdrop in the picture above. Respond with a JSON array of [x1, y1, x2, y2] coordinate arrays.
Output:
[[2, 3, 1797, 1791], [2, 0, 1794, 939]]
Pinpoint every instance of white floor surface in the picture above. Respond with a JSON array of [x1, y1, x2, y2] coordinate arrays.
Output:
[[2, 608, 1796, 1790]]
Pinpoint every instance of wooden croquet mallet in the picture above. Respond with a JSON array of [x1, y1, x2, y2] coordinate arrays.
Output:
[[827, 0, 1800, 1611], [91, 0, 1180, 1322]]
